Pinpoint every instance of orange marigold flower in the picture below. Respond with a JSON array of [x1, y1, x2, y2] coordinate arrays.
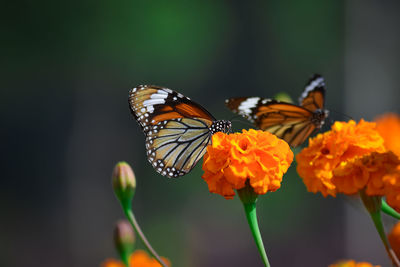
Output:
[[102, 250, 170, 267], [328, 259, 381, 267], [296, 120, 386, 197], [382, 165, 400, 212], [375, 113, 400, 158], [202, 129, 293, 199], [388, 221, 400, 259], [332, 151, 400, 196]]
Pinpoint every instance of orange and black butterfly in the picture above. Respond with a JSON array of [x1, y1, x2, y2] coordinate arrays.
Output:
[[225, 74, 329, 147], [129, 85, 231, 178]]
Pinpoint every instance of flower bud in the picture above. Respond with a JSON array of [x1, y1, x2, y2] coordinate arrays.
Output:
[[114, 220, 135, 264], [112, 162, 136, 210]]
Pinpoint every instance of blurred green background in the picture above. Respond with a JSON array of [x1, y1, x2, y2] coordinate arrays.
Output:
[[2, 0, 400, 266]]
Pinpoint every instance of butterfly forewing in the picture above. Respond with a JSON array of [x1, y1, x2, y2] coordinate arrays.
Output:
[[254, 102, 312, 126], [299, 74, 325, 111], [129, 85, 230, 178]]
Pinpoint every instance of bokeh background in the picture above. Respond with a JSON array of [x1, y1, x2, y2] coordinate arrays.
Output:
[[2, 1, 400, 266]]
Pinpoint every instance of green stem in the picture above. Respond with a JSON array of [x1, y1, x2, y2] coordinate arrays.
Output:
[[359, 191, 400, 267], [369, 211, 400, 267], [382, 199, 400, 220], [242, 202, 270, 267], [124, 208, 168, 267]]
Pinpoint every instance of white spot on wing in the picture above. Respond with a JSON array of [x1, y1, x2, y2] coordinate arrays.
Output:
[[238, 97, 260, 115], [143, 99, 165, 106], [146, 106, 153, 113], [150, 93, 168, 99], [261, 99, 270, 104], [157, 89, 168, 95]]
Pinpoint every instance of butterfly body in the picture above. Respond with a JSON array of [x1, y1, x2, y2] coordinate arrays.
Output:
[[311, 109, 329, 127], [129, 85, 231, 178], [225, 74, 328, 147]]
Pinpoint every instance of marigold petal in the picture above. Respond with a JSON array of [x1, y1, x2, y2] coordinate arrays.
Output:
[[375, 113, 400, 158], [224, 163, 248, 186], [383, 165, 400, 212]]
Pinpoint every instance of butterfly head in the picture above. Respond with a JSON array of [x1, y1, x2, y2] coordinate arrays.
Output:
[[210, 120, 232, 134], [312, 109, 329, 128]]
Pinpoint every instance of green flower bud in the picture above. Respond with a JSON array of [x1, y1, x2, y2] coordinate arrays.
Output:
[[112, 162, 136, 210], [114, 220, 135, 265]]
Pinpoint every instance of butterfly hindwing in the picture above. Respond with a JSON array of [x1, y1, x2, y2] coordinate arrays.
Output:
[[267, 116, 316, 147], [145, 118, 211, 177]]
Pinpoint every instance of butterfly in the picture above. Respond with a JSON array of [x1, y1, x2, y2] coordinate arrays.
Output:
[[129, 85, 231, 178], [225, 74, 329, 147]]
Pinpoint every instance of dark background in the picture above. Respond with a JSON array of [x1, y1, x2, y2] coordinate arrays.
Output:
[[2, 1, 400, 266]]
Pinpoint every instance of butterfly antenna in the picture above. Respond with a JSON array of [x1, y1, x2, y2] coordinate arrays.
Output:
[[330, 109, 354, 120], [230, 118, 256, 128], [325, 111, 353, 130], [228, 114, 243, 121], [227, 115, 256, 130]]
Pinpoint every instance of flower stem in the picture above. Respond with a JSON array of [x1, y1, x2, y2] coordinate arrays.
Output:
[[359, 191, 400, 267], [369, 210, 400, 267], [381, 199, 400, 220], [124, 208, 168, 267], [242, 202, 270, 267]]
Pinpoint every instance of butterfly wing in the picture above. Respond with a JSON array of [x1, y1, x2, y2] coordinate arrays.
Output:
[[262, 104, 316, 147], [226, 97, 315, 147], [129, 85, 216, 178], [226, 74, 328, 147], [298, 74, 325, 112]]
